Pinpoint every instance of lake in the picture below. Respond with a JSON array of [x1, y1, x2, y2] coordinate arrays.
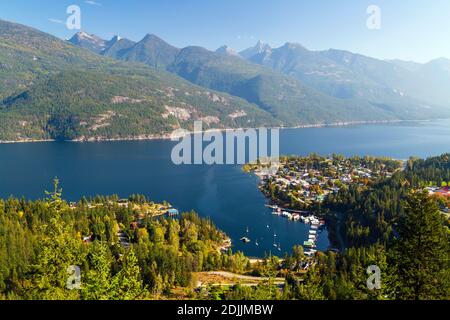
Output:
[[1, 119, 450, 257]]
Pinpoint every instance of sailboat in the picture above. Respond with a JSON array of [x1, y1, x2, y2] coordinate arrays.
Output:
[[255, 239, 259, 247], [240, 237, 251, 243], [240, 226, 251, 244]]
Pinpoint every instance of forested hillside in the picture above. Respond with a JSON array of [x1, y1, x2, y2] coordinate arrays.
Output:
[[326, 154, 450, 248], [0, 19, 277, 142], [1, 155, 449, 300], [69, 29, 450, 130], [0, 181, 252, 299]]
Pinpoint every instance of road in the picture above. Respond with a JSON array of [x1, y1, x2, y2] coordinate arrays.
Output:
[[196, 271, 286, 288]]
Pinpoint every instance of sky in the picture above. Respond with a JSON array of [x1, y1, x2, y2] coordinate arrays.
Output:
[[0, 0, 449, 63]]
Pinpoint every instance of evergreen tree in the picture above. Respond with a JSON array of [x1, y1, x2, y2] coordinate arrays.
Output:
[[111, 249, 146, 300], [297, 267, 325, 300], [388, 190, 450, 300], [82, 242, 113, 300], [27, 180, 83, 300]]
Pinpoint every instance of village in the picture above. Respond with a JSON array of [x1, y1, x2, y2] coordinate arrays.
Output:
[[244, 155, 404, 254], [249, 155, 404, 210], [426, 186, 450, 215]]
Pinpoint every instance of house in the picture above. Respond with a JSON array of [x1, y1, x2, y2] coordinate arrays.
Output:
[[331, 187, 340, 194], [130, 222, 139, 230], [316, 195, 325, 202], [437, 187, 450, 196], [167, 208, 179, 216]]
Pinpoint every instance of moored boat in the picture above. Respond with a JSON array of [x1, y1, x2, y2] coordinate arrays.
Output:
[[240, 237, 251, 243]]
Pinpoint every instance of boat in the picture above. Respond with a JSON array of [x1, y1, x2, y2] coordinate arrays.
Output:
[[305, 249, 317, 256], [240, 237, 251, 243], [255, 240, 259, 246], [303, 241, 315, 248]]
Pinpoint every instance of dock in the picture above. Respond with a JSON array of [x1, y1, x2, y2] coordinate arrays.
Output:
[[265, 204, 309, 215], [266, 204, 325, 256]]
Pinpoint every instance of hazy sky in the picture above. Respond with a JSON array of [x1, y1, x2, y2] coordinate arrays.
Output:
[[1, 0, 449, 63]]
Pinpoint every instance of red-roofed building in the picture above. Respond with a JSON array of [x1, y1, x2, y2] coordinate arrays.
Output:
[[436, 187, 450, 197]]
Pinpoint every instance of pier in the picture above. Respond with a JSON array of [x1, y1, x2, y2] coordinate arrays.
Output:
[[265, 205, 325, 255], [265, 204, 309, 215]]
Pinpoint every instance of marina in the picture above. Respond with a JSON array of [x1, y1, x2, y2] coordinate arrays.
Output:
[[266, 205, 326, 254]]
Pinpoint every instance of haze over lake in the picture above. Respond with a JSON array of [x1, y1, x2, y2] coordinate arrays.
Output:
[[1, 119, 450, 257]]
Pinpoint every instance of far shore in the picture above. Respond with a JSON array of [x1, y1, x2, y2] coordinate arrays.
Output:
[[0, 118, 442, 145]]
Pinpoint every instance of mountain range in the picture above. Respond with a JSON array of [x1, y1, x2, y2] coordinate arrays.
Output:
[[0, 20, 275, 142], [0, 19, 449, 142], [68, 31, 450, 123]]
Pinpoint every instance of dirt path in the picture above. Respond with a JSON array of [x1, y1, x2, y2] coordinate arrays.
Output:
[[196, 271, 285, 287], [207, 271, 285, 283]]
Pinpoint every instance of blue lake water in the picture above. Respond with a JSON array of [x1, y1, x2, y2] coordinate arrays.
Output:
[[1, 119, 450, 257]]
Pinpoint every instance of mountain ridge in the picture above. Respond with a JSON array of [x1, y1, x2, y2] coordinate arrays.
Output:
[[67, 30, 450, 124], [0, 19, 279, 142], [1, 19, 449, 143]]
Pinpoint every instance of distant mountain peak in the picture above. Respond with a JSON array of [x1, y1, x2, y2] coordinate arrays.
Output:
[[137, 34, 177, 50], [70, 31, 103, 43], [216, 45, 240, 57], [254, 40, 270, 50], [428, 57, 450, 66], [110, 35, 122, 42], [68, 31, 107, 54], [239, 40, 272, 59], [425, 57, 450, 73], [142, 33, 164, 42], [431, 57, 450, 62], [104, 35, 127, 50]]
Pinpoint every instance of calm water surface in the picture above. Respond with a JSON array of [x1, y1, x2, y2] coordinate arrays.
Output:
[[1, 119, 450, 256]]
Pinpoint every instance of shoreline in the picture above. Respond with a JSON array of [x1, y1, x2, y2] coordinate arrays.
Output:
[[0, 118, 443, 145]]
